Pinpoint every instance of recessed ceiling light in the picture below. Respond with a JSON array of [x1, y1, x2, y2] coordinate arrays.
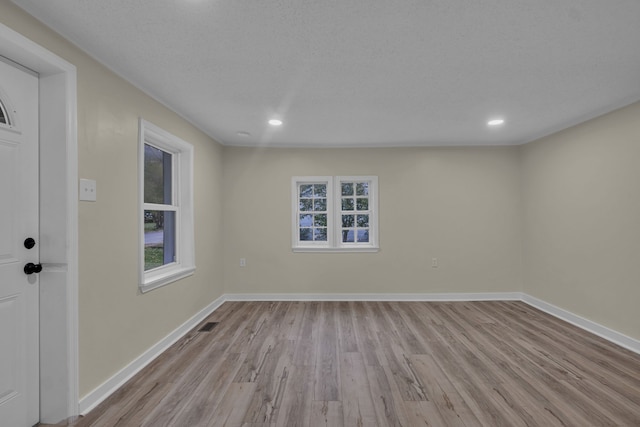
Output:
[[487, 119, 505, 126], [268, 119, 283, 126]]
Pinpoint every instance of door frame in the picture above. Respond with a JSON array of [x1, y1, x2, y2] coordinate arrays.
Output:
[[0, 23, 79, 423]]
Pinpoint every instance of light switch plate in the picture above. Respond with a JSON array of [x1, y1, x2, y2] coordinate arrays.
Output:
[[79, 178, 97, 201]]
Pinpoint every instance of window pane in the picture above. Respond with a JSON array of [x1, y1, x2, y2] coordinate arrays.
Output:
[[357, 214, 369, 227], [313, 184, 327, 197], [299, 199, 313, 211], [356, 198, 368, 210], [342, 229, 354, 243], [314, 198, 326, 211], [144, 210, 176, 271], [314, 214, 327, 227], [342, 215, 354, 228], [356, 182, 369, 196], [314, 228, 327, 241], [300, 228, 313, 241], [300, 214, 313, 227], [0, 100, 7, 125], [341, 183, 354, 196], [357, 229, 369, 242], [342, 198, 354, 211], [300, 184, 313, 197], [144, 144, 172, 204]]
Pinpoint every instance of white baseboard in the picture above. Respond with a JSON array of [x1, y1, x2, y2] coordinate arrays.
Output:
[[224, 292, 523, 302], [78, 295, 226, 415], [78, 291, 639, 415], [522, 293, 640, 355]]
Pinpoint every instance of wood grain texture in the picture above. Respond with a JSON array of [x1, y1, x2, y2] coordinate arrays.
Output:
[[43, 301, 640, 427]]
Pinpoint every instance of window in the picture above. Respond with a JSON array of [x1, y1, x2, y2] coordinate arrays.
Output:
[[139, 119, 195, 292], [0, 97, 11, 127], [0, 99, 8, 125], [292, 176, 378, 252]]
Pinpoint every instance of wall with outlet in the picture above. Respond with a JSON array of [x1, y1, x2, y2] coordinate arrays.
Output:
[[223, 102, 640, 345], [0, 2, 226, 398], [4, 1, 640, 411], [223, 146, 523, 294]]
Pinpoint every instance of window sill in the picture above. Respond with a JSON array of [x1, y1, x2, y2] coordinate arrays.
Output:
[[140, 265, 195, 293], [292, 246, 379, 253]]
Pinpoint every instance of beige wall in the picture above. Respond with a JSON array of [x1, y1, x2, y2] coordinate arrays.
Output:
[[521, 101, 640, 342], [3, 0, 639, 407], [223, 147, 523, 294], [0, 2, 225, 397]]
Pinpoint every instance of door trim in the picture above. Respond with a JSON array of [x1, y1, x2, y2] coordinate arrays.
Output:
[[0, 23, 79, 423]]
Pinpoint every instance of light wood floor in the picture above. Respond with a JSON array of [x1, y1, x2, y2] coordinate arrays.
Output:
[[47, 301, 640, 426]]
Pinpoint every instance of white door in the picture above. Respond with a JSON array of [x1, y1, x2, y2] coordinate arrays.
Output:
[[0, 58, 40, 426]]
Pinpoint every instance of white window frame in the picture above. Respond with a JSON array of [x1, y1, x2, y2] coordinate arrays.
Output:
[[292, 175, 379, 252], [139, 119, 195, 292]]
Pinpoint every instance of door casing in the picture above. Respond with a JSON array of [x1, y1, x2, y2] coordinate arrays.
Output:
[[0, 23, 79, 423]]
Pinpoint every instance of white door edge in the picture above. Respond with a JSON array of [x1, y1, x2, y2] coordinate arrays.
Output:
[[0, 22, 79, 423]]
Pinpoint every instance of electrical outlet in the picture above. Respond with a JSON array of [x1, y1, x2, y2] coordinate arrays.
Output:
[[79, 178, 97, 201], [432, 257, 438, 268], [240, 258, 246, 267]]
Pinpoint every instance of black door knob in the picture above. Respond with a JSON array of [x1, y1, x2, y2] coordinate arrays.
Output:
[[24, 263, 42, 275], [24, 238, 36, 249]]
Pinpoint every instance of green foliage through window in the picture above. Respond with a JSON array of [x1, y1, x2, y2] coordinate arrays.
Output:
[[298, 183, 327, 241], [341, 181, 370, 243]]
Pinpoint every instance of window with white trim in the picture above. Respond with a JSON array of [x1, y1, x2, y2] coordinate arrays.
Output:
[[139, 119, 195, 292], [292, 176, 378, 252]]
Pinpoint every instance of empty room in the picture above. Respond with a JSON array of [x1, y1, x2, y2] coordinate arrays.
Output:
[[1, 1, 639, 426]]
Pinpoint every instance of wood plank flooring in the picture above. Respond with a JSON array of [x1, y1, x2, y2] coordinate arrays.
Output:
[[46, 301, 640, 426]]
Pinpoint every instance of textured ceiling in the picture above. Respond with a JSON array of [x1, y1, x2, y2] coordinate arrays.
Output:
[[12, 0, 640, 147]]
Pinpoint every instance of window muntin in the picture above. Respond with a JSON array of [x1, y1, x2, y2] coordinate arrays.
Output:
[[292, 176, 378, 252], [139, 119, 195, 292]]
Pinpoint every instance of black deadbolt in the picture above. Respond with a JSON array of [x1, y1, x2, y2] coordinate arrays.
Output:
[[24, 237, 36, 249], [24, 263, 42, 275]]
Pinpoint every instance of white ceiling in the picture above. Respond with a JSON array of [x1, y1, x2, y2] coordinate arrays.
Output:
[[12, 0, 640, 147]]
